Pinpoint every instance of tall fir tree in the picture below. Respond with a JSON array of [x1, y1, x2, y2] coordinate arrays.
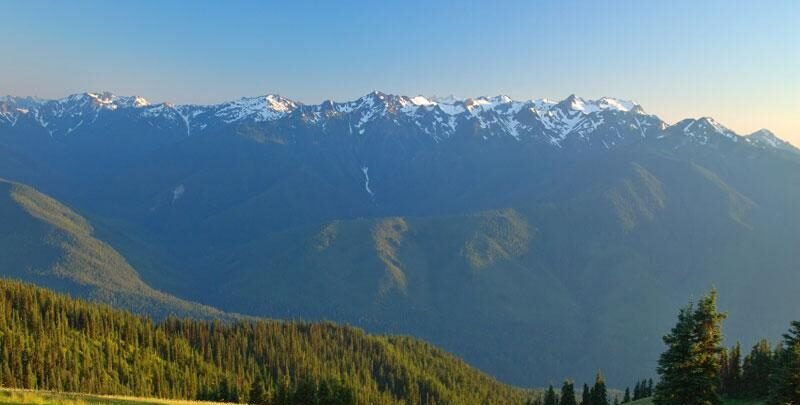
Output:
[[692, 291, 726, 405], [719, 347, 730, 395], [654, 305, 696, 405], [544, 384, 559, 405], [622, 387, 630, 403], [654, 290, 725, 405], [582, 383, 592, 405], [742, 339, 772, 398], [561, 380, 578, 405], [768, 321, 800, 405], [591, 372, 609, 405], [249, 377, 267, 405], [726, 342, 743, 397]]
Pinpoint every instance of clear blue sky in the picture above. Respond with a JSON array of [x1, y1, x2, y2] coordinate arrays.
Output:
[[1, 0, 798, 142]]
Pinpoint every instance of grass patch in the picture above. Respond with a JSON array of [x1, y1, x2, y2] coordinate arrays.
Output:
[[0, 389, 229, 405]]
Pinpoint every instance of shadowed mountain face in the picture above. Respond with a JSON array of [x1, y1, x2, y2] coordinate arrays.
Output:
[[1, 91, 799, 386], [0, 178, 227, 319]]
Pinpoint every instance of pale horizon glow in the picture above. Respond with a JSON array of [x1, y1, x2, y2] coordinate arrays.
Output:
[[1, 0, 797, 144]]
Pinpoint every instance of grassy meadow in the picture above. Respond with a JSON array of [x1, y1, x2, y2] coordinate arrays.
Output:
[[0, 389, 229, 405]]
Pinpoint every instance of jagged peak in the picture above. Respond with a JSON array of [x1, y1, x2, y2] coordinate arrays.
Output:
[[212, 94, 299, 123], [749, 128, 777, 138], [409, 95, 436, 106], [747, 128, 796, 150], [554, 94, 641, 115], [53, 92, 151, 109], [670, 117, 741, 143], [697, 117, 736, 136]]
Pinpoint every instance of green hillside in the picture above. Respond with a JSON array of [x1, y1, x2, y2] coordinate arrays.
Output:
[[0, 179, 225, 319], [0, 278, 530, 405]]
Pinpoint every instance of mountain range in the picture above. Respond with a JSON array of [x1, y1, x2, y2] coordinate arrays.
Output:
[[1, 90, 798, 387]]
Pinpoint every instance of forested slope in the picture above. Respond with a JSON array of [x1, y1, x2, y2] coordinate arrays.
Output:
[[0, 279, 530, 405]]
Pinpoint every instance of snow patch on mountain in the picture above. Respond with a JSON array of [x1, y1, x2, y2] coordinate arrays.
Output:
[[361, 166, 374, 198]]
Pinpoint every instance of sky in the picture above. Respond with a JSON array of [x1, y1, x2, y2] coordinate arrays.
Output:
[[1, 0, 798, 144]]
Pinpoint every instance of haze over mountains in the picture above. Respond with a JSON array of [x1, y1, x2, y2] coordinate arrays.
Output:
[[0, 90, 798, 386]]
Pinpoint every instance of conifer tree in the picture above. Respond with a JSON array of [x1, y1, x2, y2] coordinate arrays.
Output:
[[727, 343, 743, 397], [768, 321, 800, 405], [591, 372, 609, 405], [293, 377, 318, 405], [692, 291, 726, 405], [742, 339, 772, 398], [622, 387, 630, 403], [719, 347, 730, 394], [582, 383, 592, 405], [249, 377, 267, 405], [561, 380, 577, 405], [654, 290, 725, 405], [544, 384, 559, 405]]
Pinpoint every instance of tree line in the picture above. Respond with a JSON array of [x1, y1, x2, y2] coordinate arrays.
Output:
[[620, 379, 653, 403], [526, 372, 611, 405]]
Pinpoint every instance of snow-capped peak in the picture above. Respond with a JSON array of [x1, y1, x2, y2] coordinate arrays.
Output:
[[86, 92, 117, 106], [132, 96, 150, 107], [747, 129, 797, 152], [749, 128, 777, 140], [409, 95, 436, 106], [214, 94, 299, 123], [557, 94, 641, 115], [264, 94, 295, 113], [595, 97, 638, 112], [698, 117, 737, 137], [52, 92, 150, 110]]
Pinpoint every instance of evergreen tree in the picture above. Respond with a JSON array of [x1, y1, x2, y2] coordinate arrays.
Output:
[[249, 377, 268, 405], [768, 321, 800, 405], [622, 387, 630, 403], [654, 290, 725, 405], [582, 383, 591, 405], [292, 377, 318, 405], [561, 380, 577, 405], [692, 291, 726, 405], [742, 339, 772, 399], [726, 343, 743, 397], [646, 379, 654, 397], [544, 384, 559, 405], [719, 347, 730, 394], [591, 372, 609, 405]]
